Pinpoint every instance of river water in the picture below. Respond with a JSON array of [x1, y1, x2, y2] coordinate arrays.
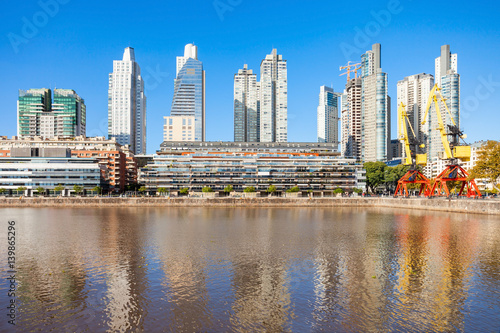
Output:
[[0, 207, 499, 332]]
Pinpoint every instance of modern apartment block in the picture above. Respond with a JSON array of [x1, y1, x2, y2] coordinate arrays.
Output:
[[396, 73, 434, 161], [341, 78, 362, 159], [0, 136, 137, 192], [317, 86, 339, 147], [165, 43, 205, 142], [259, 49, 288, 142], [17, 88, 86, 138], [139, 142, 365, 194], [360, 43, 390, 162], [425, 45, 460, 176], [234, 65, 259, 142], [108, 47, 147, 154]]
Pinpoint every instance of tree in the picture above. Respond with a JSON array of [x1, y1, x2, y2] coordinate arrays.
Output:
[[202, 186, 213, 193], [469, 141, 500, 191], [179, 187, 189, 195], [36, 187, 45, 195], [333, 187, 344, 194], [266, 185, 277, 193], [157, 187, 168, 195], [0, 188, 5, 195], [244, 186, 256, 193], [224, 185, 233, 193], [125, 183, 141, 192], [286, 186, 300, 193], [92, 186, 102, 194], [54, 184, 65, 193], [73, 185, 83, 194], [138, 186, 147, 193], [384, 164, 410, 192], [364, 161, 387, 193], [353, 188, 363, 194], [17, 186, 27, 193]]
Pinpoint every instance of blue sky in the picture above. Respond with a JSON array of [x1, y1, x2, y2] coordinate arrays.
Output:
[[1, 0, 499, 153]]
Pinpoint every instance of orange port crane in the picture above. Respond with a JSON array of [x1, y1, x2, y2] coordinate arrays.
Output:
[[421, 84, 481, 198], [394, 102, 432, 197]]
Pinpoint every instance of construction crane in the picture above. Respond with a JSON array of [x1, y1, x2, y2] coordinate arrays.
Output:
[[339, 61, 361, 82], [394, 102, 431, 197], [421, 84, 481, 198]]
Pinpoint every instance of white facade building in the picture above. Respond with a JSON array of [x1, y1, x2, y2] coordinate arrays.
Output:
[[317, 86, 339, 147], [259, 49, 287, 142], [234, 65, 259, 142], [108, 47, 147, 154]]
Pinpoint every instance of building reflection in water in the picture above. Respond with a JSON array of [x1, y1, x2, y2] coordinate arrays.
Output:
[[3, 207, 499, 332]]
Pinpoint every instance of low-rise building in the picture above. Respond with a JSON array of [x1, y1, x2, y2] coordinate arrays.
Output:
[[139, 142, 365, 194], [0, 136, 137, 192]]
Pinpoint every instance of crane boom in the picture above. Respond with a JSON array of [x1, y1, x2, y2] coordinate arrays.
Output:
[[398, 102, 426, 166]]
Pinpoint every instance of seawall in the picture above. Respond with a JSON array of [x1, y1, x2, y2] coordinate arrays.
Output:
[[0, 197, 499, 215]]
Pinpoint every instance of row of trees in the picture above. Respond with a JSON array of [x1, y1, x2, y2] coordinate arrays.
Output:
[[147, 185, 360, 195], [0, 185, 102, 195], [364, 162, 416, 194]]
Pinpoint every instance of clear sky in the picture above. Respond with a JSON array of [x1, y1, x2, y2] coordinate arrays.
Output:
[[1, 0, 499, 153]]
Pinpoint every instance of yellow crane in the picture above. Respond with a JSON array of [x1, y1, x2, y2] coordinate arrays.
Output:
[[394, 102, 431, 197], [421, 84, 481, 198]]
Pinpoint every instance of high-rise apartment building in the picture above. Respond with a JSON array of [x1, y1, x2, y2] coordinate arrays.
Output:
[[234, 65, 259, 142], [341, 78, 362, 159], [396, 73, 434, 161], [425, 45, 460, 175], [317, 86, 339, 146], [360, 43, 390, 162], [108, 47, 146, 154], [17, 88, 86, 138], [165, 43, 205, 142], [259, 49, 287, 142]]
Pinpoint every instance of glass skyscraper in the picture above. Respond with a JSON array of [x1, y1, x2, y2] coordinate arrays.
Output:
[[17, 88, 86, 138], [317, 86, 339, 146], [166, 43, 205, 142], [234, 64, 259, 142]]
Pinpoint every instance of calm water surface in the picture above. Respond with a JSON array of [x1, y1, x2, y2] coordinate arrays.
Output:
[[0, 207, 499, 332]]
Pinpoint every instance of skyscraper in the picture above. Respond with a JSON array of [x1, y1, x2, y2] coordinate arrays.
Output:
[[317, 86, 339, 146], [397, 73, 434, 161], [108, 47, 146, 154], [259, 49, 287, 142], [341, 78, 362, 159], [17, 88, 86, 138], [234, 65, 259, 142], [426, 45, 460, 175], [360, 43, 390, 162], [165, 43, 205, 142]]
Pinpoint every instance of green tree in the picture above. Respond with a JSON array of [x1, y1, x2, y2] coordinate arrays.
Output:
[[92, 186, 102, 194], [157, 187, 168, 195], [17, 186, 27, 193], [54, 184, 65, 195], [138, 186, 147, 193], [73, 185, 83, 194], [0, 188, 5, 195], [286, 186, 300, 193], [333, 187, 344, 194], [266, 185, 277, 193], [35, 187, 45, 195], [202, 186, 213, 193], [469, 141, 500, 191], [364, 161, 387, 193], [179, 187, 189, 195], [353, 188, 363, 194], [224, 184, 233, 193], [244, 186, 256, 193], [384, 164, 411, 192]]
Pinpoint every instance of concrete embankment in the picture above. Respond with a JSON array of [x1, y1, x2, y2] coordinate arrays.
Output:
[[0, 197, 500, 215]]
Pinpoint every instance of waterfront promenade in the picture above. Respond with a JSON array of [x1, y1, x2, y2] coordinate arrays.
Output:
[[1, 197, 500, 215]]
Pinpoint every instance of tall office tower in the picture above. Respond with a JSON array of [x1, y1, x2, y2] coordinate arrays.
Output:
[[108, 47, 146, 154], [341, 78, 362, 159], [259, 49, 287, 142], [396, 73, 434, 161], [166, 43, 205, 142], [317, 86, 339, 146], [426, 45, 460, 173], [234, 65, 259, 142], [360, 43, 390, 162], [17, 88, 86, 138]]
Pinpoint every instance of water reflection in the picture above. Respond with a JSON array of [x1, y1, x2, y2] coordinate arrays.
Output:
[[0, 207, 498, 332]]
